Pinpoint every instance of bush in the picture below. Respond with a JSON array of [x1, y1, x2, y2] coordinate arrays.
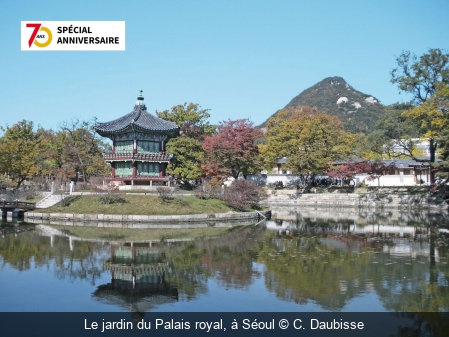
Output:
[[156, 187, 173, 201], [97, 187, 125, 204], [222, 179, 267, 211], [195, 178, 223, 199], [357, 181, 367, 188]]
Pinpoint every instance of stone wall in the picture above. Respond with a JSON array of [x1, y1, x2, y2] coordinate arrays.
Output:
[[264, 192, 447, 210], [25, 210, 271, 223]]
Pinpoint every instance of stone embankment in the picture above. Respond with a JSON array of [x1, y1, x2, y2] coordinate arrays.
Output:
[[25, 210, 271, 223], [264, 190, 448, 210]]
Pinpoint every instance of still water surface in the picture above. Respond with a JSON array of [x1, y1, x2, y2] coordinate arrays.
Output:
[[1, 209, 448, 313]]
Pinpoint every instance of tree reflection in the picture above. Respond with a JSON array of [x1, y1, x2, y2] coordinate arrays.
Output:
[[261, 217, 449, 312], [1, 217, 448, 313]]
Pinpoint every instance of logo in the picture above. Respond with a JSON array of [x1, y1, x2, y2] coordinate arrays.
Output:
[[21, 21, 125, 51], [26, 23, 52, 48]]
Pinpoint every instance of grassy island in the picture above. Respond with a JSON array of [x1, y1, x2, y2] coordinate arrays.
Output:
[[36, 195, 235, 215]]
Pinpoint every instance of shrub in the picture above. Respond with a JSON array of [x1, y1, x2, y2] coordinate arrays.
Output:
[[156, 187, 173, 201], [357, 181, 367, 188], [222, 179, 267, 211], [195, 178, 223, 199], [97, 187, 125, 204]]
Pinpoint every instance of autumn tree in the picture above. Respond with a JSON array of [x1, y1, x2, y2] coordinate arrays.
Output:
[[328, 162, 371, 186], [156, 103, 215, 186], [0, 120, 46, 188], [203, 119, 263, 180], [365, 160, 391, 187], [59, 119, 110, 182], [391, 48, 449, 183], [259, 107, 356, 191]]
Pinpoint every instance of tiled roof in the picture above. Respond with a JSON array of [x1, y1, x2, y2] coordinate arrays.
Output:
[[95, 106, 178, 136]]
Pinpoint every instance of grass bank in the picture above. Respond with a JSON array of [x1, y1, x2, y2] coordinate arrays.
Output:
[[36, 195, 234, 215]]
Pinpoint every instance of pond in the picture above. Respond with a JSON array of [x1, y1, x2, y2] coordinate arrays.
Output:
[[1, 208, 448, 314]]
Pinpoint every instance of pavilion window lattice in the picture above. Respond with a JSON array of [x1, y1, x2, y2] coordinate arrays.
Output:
[[115, 140, 133, 153], [137, 141, 160, 154], [115, 162, 132, 177], [137, 162, 159, 176]]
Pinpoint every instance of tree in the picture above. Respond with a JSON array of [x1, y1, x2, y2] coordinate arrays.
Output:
[[165, 136, 204, 185], [59, 119, 110, 182], [203, 119, 263, 179], [156, 103, 215, 141], [328, 162, 371, 186], [366, 103, 420, 159], [0, 120, 45, 188], [365, 160, 390, 187], [391, 49, 449, 184], [435, 130, 449, 184], [259, 107, 356, 191], [157, 103, 215, 186], [391, 48, 449, 105]]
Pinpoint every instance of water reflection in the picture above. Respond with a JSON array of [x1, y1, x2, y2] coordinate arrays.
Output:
[[93, 244, 178, 314], [0, 212, 448, 313]]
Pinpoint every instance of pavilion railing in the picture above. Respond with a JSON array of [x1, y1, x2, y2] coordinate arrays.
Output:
[[104, 152, 171, 162]]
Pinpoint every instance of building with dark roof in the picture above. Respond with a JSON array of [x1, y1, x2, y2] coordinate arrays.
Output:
[[94, 91, 179, 186]]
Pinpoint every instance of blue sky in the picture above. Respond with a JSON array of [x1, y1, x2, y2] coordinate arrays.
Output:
[[1, 0, 448, 131]]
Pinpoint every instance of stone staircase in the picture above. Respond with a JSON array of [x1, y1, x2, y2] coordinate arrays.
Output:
[[36, 193, 68, 208]]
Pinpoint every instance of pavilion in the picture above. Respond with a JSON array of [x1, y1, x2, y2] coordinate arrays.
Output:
[[94, 91, 179, 186]]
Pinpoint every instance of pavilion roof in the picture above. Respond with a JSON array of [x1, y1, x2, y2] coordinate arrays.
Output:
[[94, 91, 178, 137]]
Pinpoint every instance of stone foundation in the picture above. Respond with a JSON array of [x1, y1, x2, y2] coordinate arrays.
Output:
[[264, 192, 448, 210]]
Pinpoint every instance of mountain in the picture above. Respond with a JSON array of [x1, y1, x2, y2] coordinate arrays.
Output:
[[261, 76, 385, 134]]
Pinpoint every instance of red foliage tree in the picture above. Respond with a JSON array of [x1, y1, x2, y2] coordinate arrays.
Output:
[[328, 162, 371, 185], [203, 119, 263, 179], [366, 161, 392, 187]]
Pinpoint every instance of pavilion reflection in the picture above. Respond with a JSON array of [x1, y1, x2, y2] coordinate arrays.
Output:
[[93, 243, 178, 313]]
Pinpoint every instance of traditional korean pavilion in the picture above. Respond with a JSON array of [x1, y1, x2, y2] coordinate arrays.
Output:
[[95, 91, 179, 186]]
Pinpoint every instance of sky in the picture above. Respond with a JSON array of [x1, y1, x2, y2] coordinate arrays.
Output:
[[1, 0, 448, 132]]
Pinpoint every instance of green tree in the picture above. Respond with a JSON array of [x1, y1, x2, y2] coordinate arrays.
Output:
[[366, 103, 420, 158], [391, 49, 449, 105], [391, 48, 449, 183], [165, 136, 204, 185], [156, 103, 215, 141], [259, 107, 356, 191], [156, 103, 215, 186], [0, 120, 45, 188]]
